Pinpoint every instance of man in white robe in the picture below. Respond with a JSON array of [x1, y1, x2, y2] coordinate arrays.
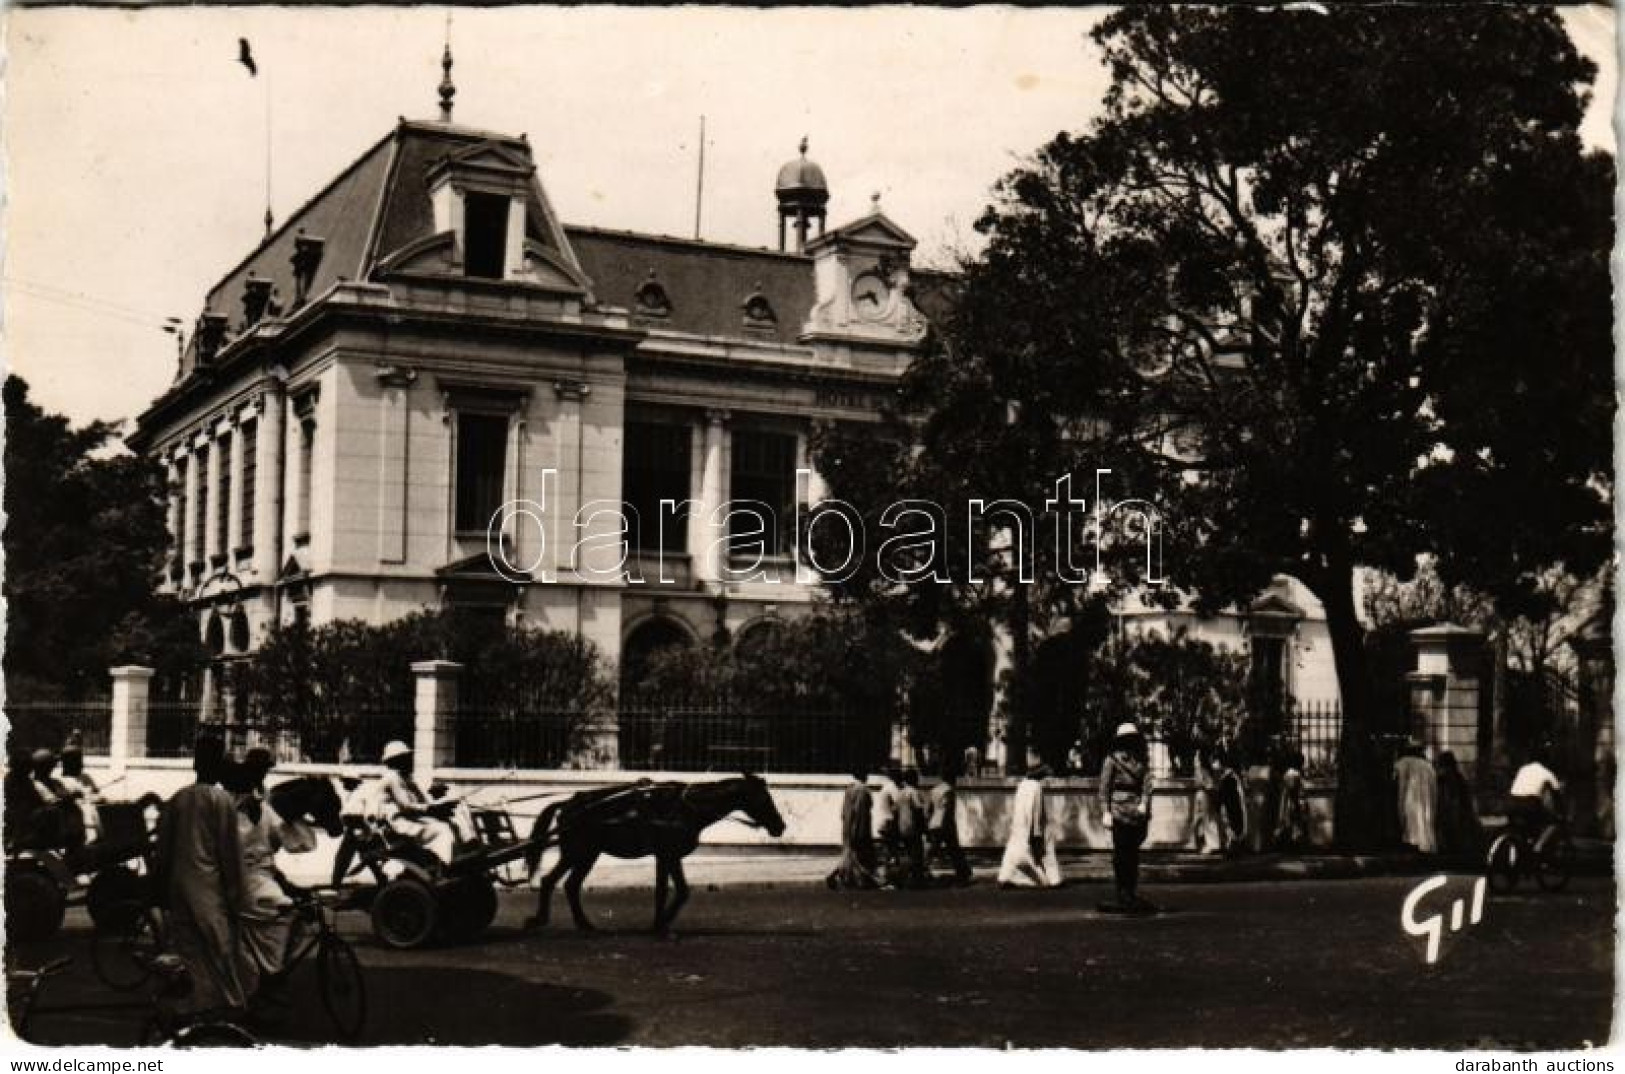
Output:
[[153, 735, 249, 1013], [1394, 743, 1438, 853], [998, 764, 1062, 888]]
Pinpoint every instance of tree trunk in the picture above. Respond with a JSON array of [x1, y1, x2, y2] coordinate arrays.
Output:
[[1004, 586, 1034, 776], [1319, 562, 1384, 850]]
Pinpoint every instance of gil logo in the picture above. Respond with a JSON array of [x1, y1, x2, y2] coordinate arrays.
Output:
[[1401, 874, 1487, 965]]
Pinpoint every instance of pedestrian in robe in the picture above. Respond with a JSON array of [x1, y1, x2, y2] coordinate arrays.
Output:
[[1273, 750, 1310, 851], [873, 763, 904, 888], [1215, 748, 1250, 854], [998, 763, 1062, 888], [1099, 723, 1155, 913], [898, 768, 930, 888], [1191, 739, 1223, 855], [1394, 741, 1438, 854], [223, 750, 294, 1000], [826, 765, 880, 890], [1433, 751, 1483, 858], [153, 734, 249, 1014], [927, 766, 973, 885]]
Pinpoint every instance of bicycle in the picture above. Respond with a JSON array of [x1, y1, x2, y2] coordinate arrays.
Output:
[[1485, 817, 1573, 893], [133, 951, 257, 1048], [6, 956, 73, 1040], [255, 886, 367, 1043], [92, 899, 164, 992]]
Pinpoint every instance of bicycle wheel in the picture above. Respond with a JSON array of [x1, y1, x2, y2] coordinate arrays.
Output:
[[1535, 832, 1573, 892], [1485, 833, 1520, 893], [173, 1021, 258, 1048], [92, 902, 162, 992], [316, 935, 367, 1043]]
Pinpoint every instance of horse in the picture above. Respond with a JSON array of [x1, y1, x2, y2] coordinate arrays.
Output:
[[523, 775, 786, 934], [265, 774, 347, 842]]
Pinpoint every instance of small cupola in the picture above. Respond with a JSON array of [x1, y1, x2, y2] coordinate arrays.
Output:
[[776, 137, 829, 253]]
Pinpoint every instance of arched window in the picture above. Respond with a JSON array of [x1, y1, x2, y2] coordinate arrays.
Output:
[[620, 617, 692, 691], [634, 272, 672, 320]]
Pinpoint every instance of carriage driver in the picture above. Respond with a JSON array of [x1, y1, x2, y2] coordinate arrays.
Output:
[[377, 741, 459, 864]]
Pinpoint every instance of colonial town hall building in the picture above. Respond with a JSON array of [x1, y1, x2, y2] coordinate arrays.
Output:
[[131, 71, 1342, 757]]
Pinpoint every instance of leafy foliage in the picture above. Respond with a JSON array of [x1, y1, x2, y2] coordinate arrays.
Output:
[[231, 609, 613, 762], [3, 376, 207, 701], [817, 9, 1613, 840]]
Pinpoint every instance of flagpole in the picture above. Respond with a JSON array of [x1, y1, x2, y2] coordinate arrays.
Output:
[[264, 67, 274, 236], [693, 115, 705, 240]]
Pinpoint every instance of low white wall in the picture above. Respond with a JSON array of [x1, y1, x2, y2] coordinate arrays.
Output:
[[83, 759, 1336, 854]]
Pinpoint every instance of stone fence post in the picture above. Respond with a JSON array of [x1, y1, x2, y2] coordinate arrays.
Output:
[[1408, 624, 1485, 781], [108, 665, 154, 775], [411, 660, 461, 782]]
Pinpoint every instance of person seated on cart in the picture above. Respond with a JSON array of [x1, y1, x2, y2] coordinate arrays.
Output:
[[17, 748, 87, 854], [377, 741, 458, 865], [58, 736, 101, 841]]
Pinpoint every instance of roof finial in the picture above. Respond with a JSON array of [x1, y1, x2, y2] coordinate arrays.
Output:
[[871, 191, 882, 214], [799, 135, 808, 157], [438, 12, 456, 122]]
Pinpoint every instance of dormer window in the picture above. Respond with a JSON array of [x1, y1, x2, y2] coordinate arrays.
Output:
[[463, 192, 510, 280], [291, 231, 326, 305], [243, 277, 274, 327], [742, 288, 776, 333], [634, 272, 671, 320]]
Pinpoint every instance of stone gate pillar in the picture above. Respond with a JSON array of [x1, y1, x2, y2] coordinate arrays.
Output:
[[109, 665, 154, 776], [411, 660, 461, 781], [1408, 624, 1485, 779]]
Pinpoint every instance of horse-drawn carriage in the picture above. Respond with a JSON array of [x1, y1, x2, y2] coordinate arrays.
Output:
[[332, 802, 537, 950], [5, 799, 160, 941]]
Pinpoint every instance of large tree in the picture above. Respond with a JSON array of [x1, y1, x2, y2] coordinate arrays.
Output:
[[820, 7, 1613, 842], [3, 376, 206, 700]]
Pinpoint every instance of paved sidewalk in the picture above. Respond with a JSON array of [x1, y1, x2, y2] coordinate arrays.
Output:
[[570, 838, 1614, 889]]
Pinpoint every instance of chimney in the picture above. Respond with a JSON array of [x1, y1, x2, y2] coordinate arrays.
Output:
[[243, 274, 274, 327], [291, 231, 326, 306]]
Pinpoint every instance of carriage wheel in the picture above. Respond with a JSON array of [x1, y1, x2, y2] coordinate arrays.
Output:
[[92, 900, 163, 992], [317, 934, 367, 1041], [1535, 833, 1574, 892], [370, 877, 438, 950], [86, 866, 146, 929], [439, 876, 498, 943], [6, 867, 65, 942]]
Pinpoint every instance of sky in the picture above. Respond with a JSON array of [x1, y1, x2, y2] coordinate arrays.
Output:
[[2, 5, 1616, 430]]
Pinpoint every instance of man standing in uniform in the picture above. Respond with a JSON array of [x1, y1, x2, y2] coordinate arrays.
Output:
[[927, 766, 974, 886]]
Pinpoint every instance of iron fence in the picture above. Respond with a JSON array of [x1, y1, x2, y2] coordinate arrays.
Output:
[[145, 701, 208, 758], [1284, 699, 1344, 778], [5, 698, 113, 754], [453, 705, 891, 774]]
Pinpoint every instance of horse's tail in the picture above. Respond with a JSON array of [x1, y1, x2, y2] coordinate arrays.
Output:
[[523, 799, 568, 876]]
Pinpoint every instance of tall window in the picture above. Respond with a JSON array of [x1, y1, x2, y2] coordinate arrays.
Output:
[[238, 419, 257, 554], [193, 444, 209, 564], [728, 429, 796, 558], [455, 413, 508, 533], [464, 192, 510, 280], [174, 458, 188, 574], [296, 419, 314, 539], [215, 435, 232, 561], [622, 422, 691, 552]]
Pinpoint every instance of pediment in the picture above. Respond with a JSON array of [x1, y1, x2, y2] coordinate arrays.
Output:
[[437, 549, 530, 584], [1248, 590, 1305, 620], [429, 140, 536, 183], [824, 212, 916, 251]]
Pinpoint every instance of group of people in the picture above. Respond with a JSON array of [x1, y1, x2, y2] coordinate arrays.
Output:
[[150, 735, 308, 1017], [828, 721, 1161, 914], [3, 736, 99, 855], [828, 762, 973, 891], [1394, 741, 1565, 856]]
